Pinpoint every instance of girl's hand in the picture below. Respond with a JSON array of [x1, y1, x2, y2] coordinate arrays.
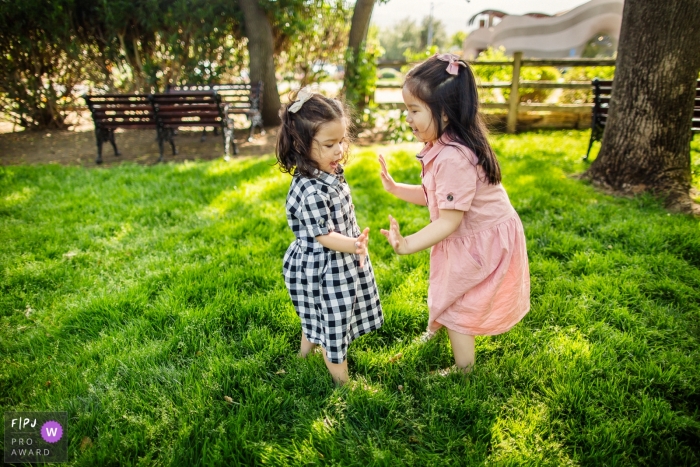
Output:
[[355, 227, 370, 268], [378, 154, 397, 194], [380, 215, 409, 255]]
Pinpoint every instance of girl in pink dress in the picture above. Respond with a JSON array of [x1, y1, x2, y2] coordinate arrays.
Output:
[[379, 54, 530, 372]]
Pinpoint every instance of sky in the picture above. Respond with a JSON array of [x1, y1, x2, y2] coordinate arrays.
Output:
[[371, 0, 592, 36]]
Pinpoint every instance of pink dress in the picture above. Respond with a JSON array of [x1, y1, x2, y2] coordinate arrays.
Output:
[[418, 139, 530, 335]]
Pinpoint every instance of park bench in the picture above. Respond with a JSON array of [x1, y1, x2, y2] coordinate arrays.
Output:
[[83, 94, 160, 164], [166, 82, 264, 151], [84, 90, 232, 163], [151, 91, 233, 161], [585, 78, 700, 160]]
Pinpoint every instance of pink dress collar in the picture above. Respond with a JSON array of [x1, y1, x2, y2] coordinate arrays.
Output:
[[416, 138, 451, 165]]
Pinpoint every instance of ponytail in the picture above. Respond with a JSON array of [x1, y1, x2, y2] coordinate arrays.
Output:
[[405, 55, 502, 184]]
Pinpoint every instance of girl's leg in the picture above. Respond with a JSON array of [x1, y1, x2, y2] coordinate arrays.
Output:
[[299, 333, 318, 358], [323, 351, 349, 385], [446, 329, 475, 372]]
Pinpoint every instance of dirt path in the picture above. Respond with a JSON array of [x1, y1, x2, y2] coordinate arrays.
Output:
[[0, 127, 279, 167]]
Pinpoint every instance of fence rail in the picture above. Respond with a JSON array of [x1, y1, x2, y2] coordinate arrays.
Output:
[[378, 58, 616, 68], [377, 53, 616, 133], [35, 55, 614, 133]]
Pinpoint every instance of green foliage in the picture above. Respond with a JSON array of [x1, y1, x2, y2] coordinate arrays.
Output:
[[378, 17, 447, 62], [0, 0, 104, 130], [450, 31, 468, 50], [519, 66, 561, 103], [0, 0, 247, 129], [0, 0, 352, 130], [400, 45, 439, 74], [471, 47, 511, 104], [559, 66, 616, 104], [377, 68, 402, 81], [265, 0, 352, 86], [418, 16, 447, 50], [582, 34, 616, 58], [344, 29, 384, 121], [378, 18, 420, 62], [90, 0, 246, 91], [1, 131, 699, 464], [382, 109, 415, 143], [472, 47, 560, 103], [471, 46, 512, 81]]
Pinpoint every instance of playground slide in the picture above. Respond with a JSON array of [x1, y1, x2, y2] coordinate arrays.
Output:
[[463, 0, 624, 59]]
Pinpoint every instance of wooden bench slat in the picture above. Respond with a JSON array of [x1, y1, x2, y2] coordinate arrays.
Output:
[[83, 84, 261, 163], [93, 110, 154, 116], [92, 105, 153, 111], [158, 117, 222, 122], [155, 105, 220, 111], [166, 82, 264, 144], [99, 123, 157, 128]]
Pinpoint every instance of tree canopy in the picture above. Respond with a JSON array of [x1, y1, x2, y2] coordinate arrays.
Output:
[[0, 0, 353, 130], [377, 16, 449, 61]]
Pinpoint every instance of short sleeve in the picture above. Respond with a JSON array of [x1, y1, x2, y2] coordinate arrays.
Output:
[[295, 191, 335, 237], [434, 146, 478, 211]]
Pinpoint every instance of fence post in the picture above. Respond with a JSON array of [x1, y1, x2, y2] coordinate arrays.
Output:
[[507, 51, 522, 134]]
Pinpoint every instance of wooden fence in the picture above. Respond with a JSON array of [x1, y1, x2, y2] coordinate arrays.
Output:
[[26, 54, 615, 134], [377, 53, 616, 133]]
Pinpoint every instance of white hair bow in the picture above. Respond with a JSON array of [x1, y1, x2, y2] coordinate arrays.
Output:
[[288, 86, 314, 113]]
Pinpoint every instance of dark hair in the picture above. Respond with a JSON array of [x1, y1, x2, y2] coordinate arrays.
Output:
[[404, 55, 501, 184], [276, 91, 351, 177]]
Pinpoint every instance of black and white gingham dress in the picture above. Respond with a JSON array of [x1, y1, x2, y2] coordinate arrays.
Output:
[[283, 167, 383, 364]]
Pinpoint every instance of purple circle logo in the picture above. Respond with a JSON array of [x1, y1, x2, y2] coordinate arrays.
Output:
[[41, 420, 63, 443]]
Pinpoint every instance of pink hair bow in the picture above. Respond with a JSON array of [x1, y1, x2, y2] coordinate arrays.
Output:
[[436, 53, 466, 75]]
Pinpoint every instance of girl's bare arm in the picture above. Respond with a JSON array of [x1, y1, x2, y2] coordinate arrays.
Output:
[[316, 228, 370, 267], [389, 183, 427, 206], [378, 154, 427, 206], [381, 210, 464, 255]]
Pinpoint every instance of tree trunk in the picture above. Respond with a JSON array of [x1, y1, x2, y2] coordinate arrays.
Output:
[[585, 0, 700, 212], [347, 0, 375, 58], [239, 0, 281, 126], [343, 0, 376, 103]]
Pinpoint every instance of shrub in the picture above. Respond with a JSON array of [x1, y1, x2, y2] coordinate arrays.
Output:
[[559, 66, 616, 104], [472, 47, 561, 103]]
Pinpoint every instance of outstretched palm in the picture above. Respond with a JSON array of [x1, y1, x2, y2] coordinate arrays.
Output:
[[380, 215, 407, 254], [378, 154, 397, 193]]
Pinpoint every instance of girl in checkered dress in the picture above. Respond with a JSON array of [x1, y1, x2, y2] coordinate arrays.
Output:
[[276, 88, 383, 385]]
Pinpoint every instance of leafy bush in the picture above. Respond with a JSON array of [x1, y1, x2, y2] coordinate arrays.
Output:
[[378, 17, 448, 61], [377, 68, 402, 80], [345, 27, 384, 128], [382, 109, 414, 143], [0, 0, 104, 130], [472, 47, 560, 104], [559, 66, 616, 104], [401, 45, 439, 74]]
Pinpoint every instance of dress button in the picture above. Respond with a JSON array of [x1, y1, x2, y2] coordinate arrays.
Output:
[[447, 194, 454, 201]]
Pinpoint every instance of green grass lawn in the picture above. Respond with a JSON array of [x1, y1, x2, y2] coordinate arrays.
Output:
[[1, 131, 699, 465]]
